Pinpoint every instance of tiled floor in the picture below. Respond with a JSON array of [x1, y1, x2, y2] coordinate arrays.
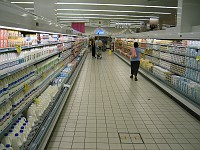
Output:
[[46, 52, 200, 150]]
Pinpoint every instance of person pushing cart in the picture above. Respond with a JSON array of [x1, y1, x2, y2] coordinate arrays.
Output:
[[95, 37, 103, 59]]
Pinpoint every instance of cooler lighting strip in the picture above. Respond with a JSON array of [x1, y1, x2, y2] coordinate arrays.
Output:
[[56, 9, 171, 15], [55, 2, 177, 9]]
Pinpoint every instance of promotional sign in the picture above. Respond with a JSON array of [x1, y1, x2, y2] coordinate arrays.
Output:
[[71, 23, 85, 33], [90, 19, 110, 27]]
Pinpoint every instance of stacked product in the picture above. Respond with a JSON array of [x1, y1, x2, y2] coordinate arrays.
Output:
[[169, 46, 186, 55], [1, 29, 36, 48], [0, 101, 12, 132], [160, 52, 171, 61], [115, 38, 200, 108], [35, 56, 59, 76], [171, 76, 200, 104], [140, 59, 153, 71], [0, 45, 59, 75], [160, 60, 171, 70], [185, 57, 200, 70], [0, 66, 35, 105], [184, 68, 200, 83], [0, 85, 59, 150], [0, 29, 8, 48], [26, 86, 58, 123], [170, 63, 186, 76], [0, 115, 33, 150], [152, 50, 159, 57], [171, 54, 185, 65], [153, 66, 172, 82]]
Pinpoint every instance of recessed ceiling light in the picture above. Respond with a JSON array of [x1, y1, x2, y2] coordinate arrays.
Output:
[[56, 9, 171, 15]]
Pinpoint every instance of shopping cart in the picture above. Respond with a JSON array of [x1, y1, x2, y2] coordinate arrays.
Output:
[[96, 46, 102, 59]]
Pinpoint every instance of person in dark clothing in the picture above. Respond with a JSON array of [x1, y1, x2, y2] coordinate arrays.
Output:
[[130, 42, 141, 81], [91, 39, 96, 58]]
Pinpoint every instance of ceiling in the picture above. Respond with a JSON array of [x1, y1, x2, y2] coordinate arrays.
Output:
[[8, 0, 178, 28]]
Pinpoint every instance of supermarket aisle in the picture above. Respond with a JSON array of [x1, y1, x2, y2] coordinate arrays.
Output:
[[46, 52, 200, 150]]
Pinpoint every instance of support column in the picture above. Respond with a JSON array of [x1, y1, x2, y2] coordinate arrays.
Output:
[[178, 0, 200, 32], [34, 0, 57, 21]]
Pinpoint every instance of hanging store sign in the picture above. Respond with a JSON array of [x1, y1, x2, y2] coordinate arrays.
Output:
[[89, 19, 110, 27], [96, 28, 105, 35]]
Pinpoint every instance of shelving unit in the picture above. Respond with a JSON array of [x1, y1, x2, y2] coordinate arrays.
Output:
[[0, 27, 88, 150], [114, 38, 200, 117], [27, 51, 87, 150]]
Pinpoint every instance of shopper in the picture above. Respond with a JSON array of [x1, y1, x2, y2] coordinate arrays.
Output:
[[91, 39, 96, 58], [130, 42, 140, 81]]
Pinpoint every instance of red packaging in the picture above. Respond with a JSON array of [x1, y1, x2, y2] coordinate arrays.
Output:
[[4, 30, 8, 39], [4, 40, 8, 48], [0, 29, 4, 39], [0, 39, 4, 48]]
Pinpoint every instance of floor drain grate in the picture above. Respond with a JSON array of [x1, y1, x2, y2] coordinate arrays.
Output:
[[118, 132, 144, 144]]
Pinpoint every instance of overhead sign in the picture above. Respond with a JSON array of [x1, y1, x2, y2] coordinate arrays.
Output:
[[96, 28, 105, 35], [90, 19, 110, 27]]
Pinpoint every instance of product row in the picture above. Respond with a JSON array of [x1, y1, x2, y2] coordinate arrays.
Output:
[[0, 48, 86, 150], [115, 38, 200, 105]]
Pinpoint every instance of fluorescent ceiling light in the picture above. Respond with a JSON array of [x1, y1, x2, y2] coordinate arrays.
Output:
[[58, 17, 149, 20], [111, 21, 142, 23], [56, 9, 171, 15], [56, 14, 158, 18], [56, 13, 159, 18], [59, 19, 88, 21], [59, 20, 89, 23], [112, 22, 141, 24], [11, 2, 34, 4], [55, 2, 177, 9], [25, 8, 34, 10]]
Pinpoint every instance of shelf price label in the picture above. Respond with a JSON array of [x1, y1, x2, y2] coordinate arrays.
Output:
[[34, 98, 40, 105], [16, 44, 22, 54], [61, 62, 65, 67], [42, 72, 47, 78], [24, 83, 29, 92], [196, 56, 200, 61]]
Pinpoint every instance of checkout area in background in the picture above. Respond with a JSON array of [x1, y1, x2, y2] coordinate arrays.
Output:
[[89, 36, 112, 52]]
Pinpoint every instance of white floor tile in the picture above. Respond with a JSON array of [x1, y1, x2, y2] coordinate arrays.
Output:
[[46, 52, 200, 150]]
